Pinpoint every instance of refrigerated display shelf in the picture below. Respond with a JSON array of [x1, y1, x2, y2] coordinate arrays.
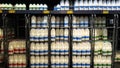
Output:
[[72, 27, 91, 29], [30, 27, 49, 29], [8, 54, 26, 56], [30, 54, 48, 56], [0, 9, 119, 68], [72, 40, 92, 42], [30, 41, 48, 43], [51, 54, 69, 56], [0, 10, 120, 14], [72, 54, 91, 56], [94, 27, 115, 29], [51, 27, 70, 29], [94, 40, 113, 42], [52, 39, 69, 41]]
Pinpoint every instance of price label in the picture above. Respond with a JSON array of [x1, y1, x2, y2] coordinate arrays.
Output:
[[0, 10, 2, 13], [67, 10, 73, 14], [103, 10, 109, 14], [43, 10, 50, 14], [8, 10, 15, 13]]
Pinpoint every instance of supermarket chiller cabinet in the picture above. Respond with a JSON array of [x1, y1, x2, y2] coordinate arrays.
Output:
[[0, 0, 120, 68]]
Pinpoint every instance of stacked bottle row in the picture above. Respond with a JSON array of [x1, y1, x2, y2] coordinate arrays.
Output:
[[31, 16, 48, 28], [0, 42, 3, 63], [30, 15, 49, 68], [74, 0, 120, 10], [9, 55, 26, 68], [94, 29, 108, 40], [72, 56, 90, 68], [30, 42, 48, 55], [72, 29, 90, 41], [29, 15, 113, 68], [71, 14, 91, 68], [8, 40, 26, 68], [94, 41, 112, 56], [73, 42, 91, 55], [30, 56, 48, 68], [94, 56, 111, 68], [93, 16, 109, 40], [8, 40, 26, 54], [0, 4, 26, 10], [30, 43, 49, 67], [51, 16, 69, 27], [115, 52, 120, 62], [30, 56, 69, 68], [51, 29, 69, 41], [72, 16, 89, 27], [30, 42, 49, 67], [94, 17, 106, 27], [31, 15, 68, 28], [30, 29, 48, 41], [51, 42, 69, 55], [50, 15, 69, 68], [51, 56, 69, 67], [1, 0, 120, 11], [54, 0, 120, 11], [29, 4, 48, 10], [54, 0, 70, 10], [93, 15, 113, 68], [94, 41, 112, 68]]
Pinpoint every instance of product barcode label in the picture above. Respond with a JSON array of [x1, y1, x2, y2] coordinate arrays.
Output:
[[43, 10, 50, 14], [67, 10, 73, 14], [9, 10, 16, 13], [103, 10, 109, 14], [0, 10, 2, 13]]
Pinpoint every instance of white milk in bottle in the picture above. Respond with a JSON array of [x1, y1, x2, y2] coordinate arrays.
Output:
[[36, 16, 41, 27], [56, 17, 60, 27], [56, 56, 59, 67], [60, 0, 65, 10], [74, 0, 79, 10], [51, 56, 55, 68], [56, 29, 59, 40], [31, 15, 36, 27], [30, 43, 35, 55], [44, 43, 48, 55], [35, 56, 39, 68], [64, 0, 69, 10], [72, 16, 77, 27], [44, 56, 48, 67], [51, 16, 56, 27], [9, 56, 13, 68], [64, 29, 69, 40], [76, 16, 80, 27], [51, 42, 55, 54], [35, 43, 40, 55], [51, 29, 56, 41], [65, 56, 68, 68], [64, 16, 69, 27], [73, 43, 77, 55]]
